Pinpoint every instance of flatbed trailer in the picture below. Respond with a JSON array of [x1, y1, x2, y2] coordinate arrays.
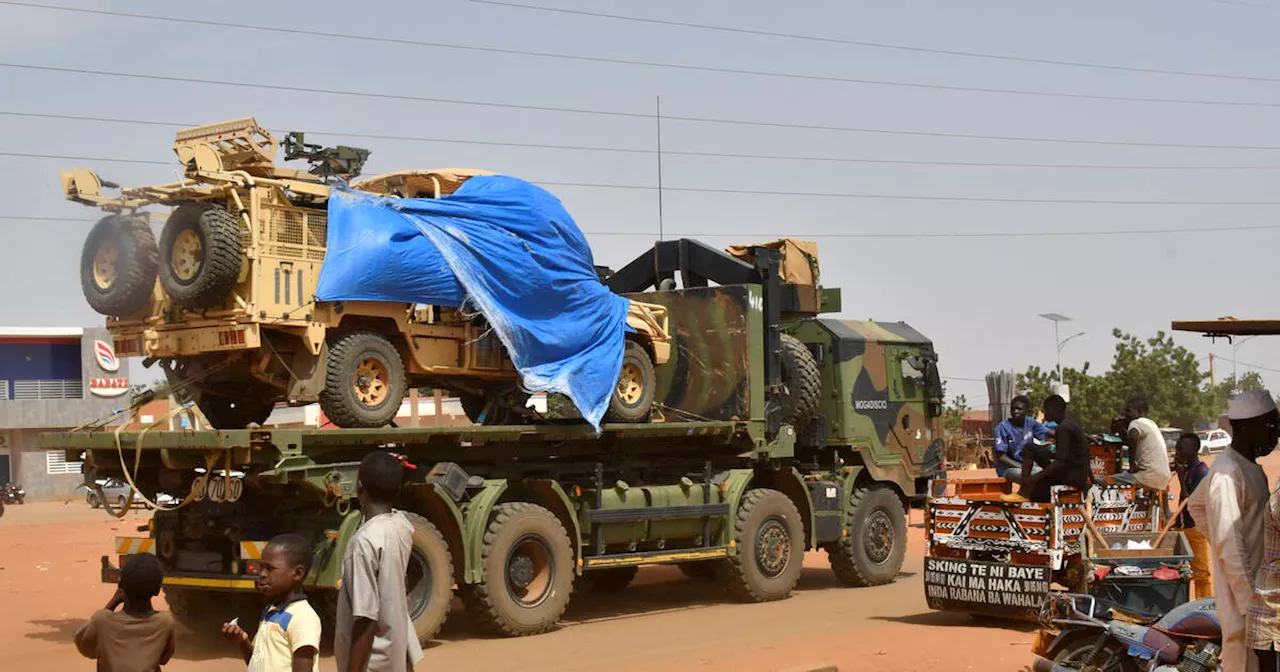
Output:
[[44, 418, 897, 640]]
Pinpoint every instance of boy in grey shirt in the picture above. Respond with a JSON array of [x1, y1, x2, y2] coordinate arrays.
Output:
[[334, 451, 424, 672]]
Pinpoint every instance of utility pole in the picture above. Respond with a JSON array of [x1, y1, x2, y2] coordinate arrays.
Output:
[[655, 95, 664, 242], [1209, 353, 1216, 388]]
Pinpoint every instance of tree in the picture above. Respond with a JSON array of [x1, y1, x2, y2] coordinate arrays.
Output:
[[1015, 329, 1212, 432], [1207, 372, 1265, 422], [944, 393, 970, 434], [1106, 330, 1209, 430]]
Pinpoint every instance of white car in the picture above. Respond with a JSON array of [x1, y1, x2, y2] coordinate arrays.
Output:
[[1195, 429, 1231, 454]]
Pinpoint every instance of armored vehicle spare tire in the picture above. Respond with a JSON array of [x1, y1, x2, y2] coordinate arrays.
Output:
[[80, 215, 159, 316], [320, 331, 406, 428], [158, 203, 242, 309], [778, 334, 821, 429], [603, 340, 656, 423]]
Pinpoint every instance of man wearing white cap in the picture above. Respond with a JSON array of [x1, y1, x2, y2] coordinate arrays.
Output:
[[1189, 389, 1278, 672]]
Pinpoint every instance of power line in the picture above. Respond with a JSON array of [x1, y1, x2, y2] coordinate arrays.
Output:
[[2, 8, 1280, 110], [9, 109, 1280, 156], [11, 111, 1280, 170], [13, 150, 1280, 205], [470, 0, 1280, 85], [5, 213, 1278, 239]]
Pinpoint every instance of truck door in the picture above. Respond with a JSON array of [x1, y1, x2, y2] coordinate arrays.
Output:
[[885, 347, 931, 467]]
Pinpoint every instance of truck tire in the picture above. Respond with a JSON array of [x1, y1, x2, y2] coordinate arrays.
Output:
[[196, 388, 276, 429], [404, 512, 455, 644], [827, 484, 907, 587], [778, 334, 821, 429], [158, 203, 243, 309], [461, 502, 574, 637], [603, 340, 656, 423], [320, 331, 406, 428], [80, 215, 159, 316], [576, 566, 638, 594], [720, 488, 804, 603]]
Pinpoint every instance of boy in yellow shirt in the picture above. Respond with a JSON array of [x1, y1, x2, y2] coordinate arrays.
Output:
[[222, 533, 321, 672]]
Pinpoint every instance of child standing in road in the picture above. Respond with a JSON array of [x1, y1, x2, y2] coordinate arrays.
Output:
[[222, 533, 321, 672], [74, 552, 177, 672], [334, 450, 424, 672], [1173, 433, 1213, 598]]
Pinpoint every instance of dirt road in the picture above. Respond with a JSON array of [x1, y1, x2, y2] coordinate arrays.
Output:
[[6, 449, 1265, 672]]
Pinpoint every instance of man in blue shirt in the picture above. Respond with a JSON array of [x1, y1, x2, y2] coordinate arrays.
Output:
[[993, 395, 1049, 477]]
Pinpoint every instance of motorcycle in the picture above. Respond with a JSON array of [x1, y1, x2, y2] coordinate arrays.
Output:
[[1031, 592, 1222, 672], [1, 482, 25, 505]]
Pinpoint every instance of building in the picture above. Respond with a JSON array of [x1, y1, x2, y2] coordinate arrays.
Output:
[[0, 327, 131, 500]]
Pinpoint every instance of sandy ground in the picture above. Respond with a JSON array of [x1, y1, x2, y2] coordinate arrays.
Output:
[[3, 448, 1272, 672]]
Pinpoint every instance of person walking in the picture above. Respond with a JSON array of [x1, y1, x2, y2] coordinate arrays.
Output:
[[1189, 390, 1277, 672]]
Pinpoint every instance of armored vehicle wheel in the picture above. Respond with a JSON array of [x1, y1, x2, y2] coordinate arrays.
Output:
[[404, 513, 455, 644], [603, 340, 656, 423], [720, 488, 804, 603], [196, 389, 276, 429], [158, 203, 242, 309], [677, 561, 719, 581], [461, 502, 574, 637], [80, 215, 159, 316], [778, 334, 821, 429], [320, 331, 406, 428], [576, 566, 638, 594], [827, 484, 907, 587]]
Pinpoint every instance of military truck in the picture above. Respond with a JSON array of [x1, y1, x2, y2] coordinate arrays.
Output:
[[61, 118, 671, 429], [43, 234, 945, 644]]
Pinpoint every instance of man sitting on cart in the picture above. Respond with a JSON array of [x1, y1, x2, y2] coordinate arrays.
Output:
[[993, 395, 1050, 478], [1021, 394, 1092, 503]]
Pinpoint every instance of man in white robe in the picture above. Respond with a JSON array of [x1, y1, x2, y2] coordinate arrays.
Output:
[[1189, 390, 1278, 672]]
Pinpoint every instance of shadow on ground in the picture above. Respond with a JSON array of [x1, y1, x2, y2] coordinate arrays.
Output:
[[872, 610, 1039, 633]]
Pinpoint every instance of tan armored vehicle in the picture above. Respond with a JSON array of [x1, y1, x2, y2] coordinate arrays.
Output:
[[63, 118, 670, 428]]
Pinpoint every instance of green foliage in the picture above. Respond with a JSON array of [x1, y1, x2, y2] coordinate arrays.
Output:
[[1206, 372, 1266, 421], [944, 393, 970, 433], [1015, 329, 1215, 432]]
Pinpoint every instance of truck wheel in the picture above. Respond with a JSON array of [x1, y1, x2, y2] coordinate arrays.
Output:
[[577, 566, 638, 594], [80, 215, 159, 316], [320, 332, 406, 428], [462, 502, 574, 637], [158, 203, 243, 309], [677, 561, 719, 581], [404, 513, 455, 644], [828, 484, 907, 587], [720, 488, 804, 602], [778, 334, 821, 429], [196, 389, 276, 429], [603, 340, 656, 423]]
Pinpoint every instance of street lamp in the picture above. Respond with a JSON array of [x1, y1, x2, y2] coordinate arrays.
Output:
[[1232, 335, 1258, 388], [1039, 313, 1084, 382]]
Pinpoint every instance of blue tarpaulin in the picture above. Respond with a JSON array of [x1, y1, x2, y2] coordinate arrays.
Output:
[[315, 175, 630, 429]]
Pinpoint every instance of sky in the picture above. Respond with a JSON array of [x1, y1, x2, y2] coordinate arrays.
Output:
[[2, 0, 1280, 405]]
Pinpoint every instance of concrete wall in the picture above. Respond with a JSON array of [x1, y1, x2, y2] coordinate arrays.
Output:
[[0, 327, 131, 430], [9, 428, 84, 501]]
